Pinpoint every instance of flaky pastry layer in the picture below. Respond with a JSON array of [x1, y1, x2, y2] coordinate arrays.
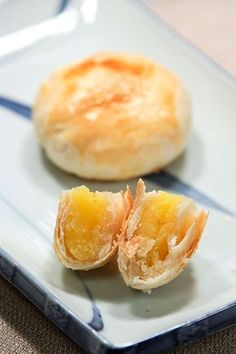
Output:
[[33, 52, 191, 180], [118, 180, 208, 292], [54, 186, 132, 270]]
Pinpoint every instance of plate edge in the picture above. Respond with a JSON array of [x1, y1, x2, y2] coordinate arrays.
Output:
[[1, 247, 236, 354], [0, 247, 112, 354], [0, 0, 236, 351]]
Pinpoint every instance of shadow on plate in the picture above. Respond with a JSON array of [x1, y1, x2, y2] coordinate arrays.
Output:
[[46, 253, 197, 319], [23, 132, 137, 194], [46, 255, 131, 302], [127, 266, 195, 319], [166, 129, 205, 181], [22, 128, 205, 196]]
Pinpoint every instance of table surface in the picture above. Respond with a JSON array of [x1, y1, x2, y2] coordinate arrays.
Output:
[[1, 1, 236, 353], [147, 0, 236, 78]]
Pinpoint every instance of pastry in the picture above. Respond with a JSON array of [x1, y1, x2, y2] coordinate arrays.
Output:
[[118, 180, 208, 292], [33, 52, 191, 180], [54, 185, 132, 270]]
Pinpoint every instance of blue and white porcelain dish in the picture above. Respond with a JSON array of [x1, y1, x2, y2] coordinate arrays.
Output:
[[0, 1, 236, 353]]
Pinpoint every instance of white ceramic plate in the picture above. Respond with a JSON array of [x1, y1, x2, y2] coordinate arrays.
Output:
[[0, 0, 65, 37], [0, 1, 235, 353]]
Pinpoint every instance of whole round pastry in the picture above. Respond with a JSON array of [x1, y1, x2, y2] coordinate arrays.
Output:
[[33, 53, 191, 180]]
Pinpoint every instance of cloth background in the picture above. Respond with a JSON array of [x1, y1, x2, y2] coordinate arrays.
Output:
[[1, 1, 236, 353]]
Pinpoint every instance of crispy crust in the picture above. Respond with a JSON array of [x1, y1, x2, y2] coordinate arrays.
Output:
[[117, 180, 208, 292], [33, 52, 191, 180], [54, 187, 132, 270]]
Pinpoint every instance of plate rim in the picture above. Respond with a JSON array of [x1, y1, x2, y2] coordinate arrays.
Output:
[[1, 247, 236, 354], [0, 0, 236, 353]]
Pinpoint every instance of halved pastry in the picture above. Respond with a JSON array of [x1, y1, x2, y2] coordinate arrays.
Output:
[[54, 185, 132, 270], [118, 180, 208, 292]]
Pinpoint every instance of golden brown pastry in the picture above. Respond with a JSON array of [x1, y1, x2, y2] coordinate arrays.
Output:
[[33, 52, 191, 180], [54, 185, 132, 270], [118, 180, 208, 292]]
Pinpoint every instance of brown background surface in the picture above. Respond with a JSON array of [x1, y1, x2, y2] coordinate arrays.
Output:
[[147, 0, 236, 78], [1, 1, 236, 353]]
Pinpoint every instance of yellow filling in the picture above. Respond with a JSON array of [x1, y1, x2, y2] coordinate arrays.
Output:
[[135, 192, 194, 264], [64, 186, 110, 263]]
